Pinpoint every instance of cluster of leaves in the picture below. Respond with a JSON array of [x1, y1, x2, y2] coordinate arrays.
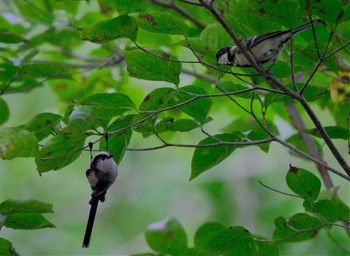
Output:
[[0, 0, 350, 255], [0, 200, 54, 255], [134, 167, 349, 256]]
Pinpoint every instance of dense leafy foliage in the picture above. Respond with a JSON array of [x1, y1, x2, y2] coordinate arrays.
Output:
[[0, 0, 349, 255]]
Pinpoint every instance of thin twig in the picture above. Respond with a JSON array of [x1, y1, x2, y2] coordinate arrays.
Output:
[[254, 224, 327, 243], [127, 138, 275, 151], [299, 30, 334, 94], [258, 180, 302, 198], [305, 0, 321, 58], [149, 0, 205, 29]]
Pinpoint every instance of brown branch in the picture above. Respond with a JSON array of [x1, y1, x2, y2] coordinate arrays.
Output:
[[299, 98, 350, 176], [178, 0, 202, 6], [149, 0, 205, 29]]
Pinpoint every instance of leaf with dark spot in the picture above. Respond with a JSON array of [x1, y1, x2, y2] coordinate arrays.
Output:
[[286, 166, 321, 201]]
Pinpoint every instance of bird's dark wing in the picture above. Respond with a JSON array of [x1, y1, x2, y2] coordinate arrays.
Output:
[[245, 30, 292, 48]]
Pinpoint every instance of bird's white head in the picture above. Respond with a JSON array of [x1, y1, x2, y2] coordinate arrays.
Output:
[[91, 151, 118, 175]]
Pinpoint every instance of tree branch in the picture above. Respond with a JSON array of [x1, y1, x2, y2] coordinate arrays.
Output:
[[286, 103, 334, 188], [199, 0, 350, 177]]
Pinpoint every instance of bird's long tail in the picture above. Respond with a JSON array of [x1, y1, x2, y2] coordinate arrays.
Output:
[[82, 199, 99, 248], [291, 19, 321, 35]]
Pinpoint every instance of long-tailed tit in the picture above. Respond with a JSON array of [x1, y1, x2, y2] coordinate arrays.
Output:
[[216, 19, 321, 67], [82, 151, 118, 248]]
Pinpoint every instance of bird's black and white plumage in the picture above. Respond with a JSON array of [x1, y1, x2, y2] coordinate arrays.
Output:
[[216, 19, 321, 67], [83, 151, 118, 248]]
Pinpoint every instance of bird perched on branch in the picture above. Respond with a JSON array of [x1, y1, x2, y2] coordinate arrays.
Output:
[[82, 151, 118, 248], [216, 19, 322, 67]]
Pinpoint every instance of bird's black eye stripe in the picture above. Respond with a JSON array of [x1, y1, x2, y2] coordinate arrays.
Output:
[[216, 46, 231, 60], [90, 153, 110, 168]]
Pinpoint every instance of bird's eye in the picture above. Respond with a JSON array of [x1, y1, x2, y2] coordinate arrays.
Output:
[[101, 156, 106, 161]]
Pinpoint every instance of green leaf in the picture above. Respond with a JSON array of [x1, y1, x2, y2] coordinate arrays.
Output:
[[269, 61, 292, 78], [17, 0, 53, 23], [337, 4, 350, 24], [67, 106, 96, 132], [78, 93, 136, 116], [0, 200, 53, 215], [333, 196, 350, 221], [194, 222, 226, 249], [273, 214, 322, 242], [201, 226, 255, 255], [99, 115, 133, 165], [286, 134, 321, 156], [309, 0, 343, 23], [79, 15, 138, 43], [35, 134, 85, 173], [132, 11, 188, 35], [0, 62, 18, 84], [191, 133, 243, 180], [24, 113, 62, 141], [4, 213, 55, 229], [50, 78, 90, 102], [177, 38, 209, 55], [264, 93, 295, 108], [125, 49, 181, 85], [139, 87, 179, 111], [301, 85, 328, 102], [0, 237, 19, 256], [132, 114, 156, 138], [0, 97, 9, 125], [0, 127, 39, 159], [288, 213, 323, 230], [145, 217, 187, 255], [255, 240, 279, 256], [178, 85, 212, 124], [286, 166, 321, 201], [304, 126, 350, 140], [18, 63, 73, 80], [113, 0, 140, 15], [155, 118, 200, 133], [248, 120, 278, 153], [313, 199, 338, 222], [69, 93, 136, 132], [0, 29, 27, 44], [223, 118, 277, 153], [200, 23, 232, 53]]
